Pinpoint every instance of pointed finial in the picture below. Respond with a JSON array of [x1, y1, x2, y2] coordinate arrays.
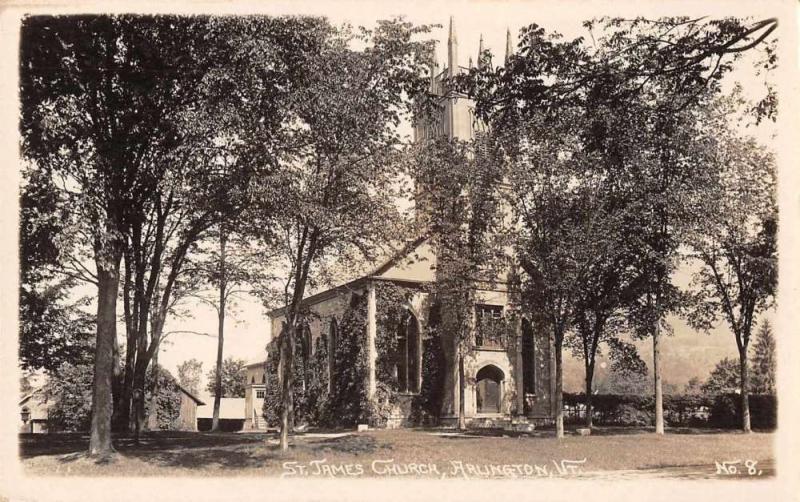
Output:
[[477, 34, 485, 69], [505, 27, 513, 64], [468, 56, 473, 69], [448, 16, 458, 77]]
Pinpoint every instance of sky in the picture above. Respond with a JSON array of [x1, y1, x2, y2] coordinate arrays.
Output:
[[7, 0, 788, 393]]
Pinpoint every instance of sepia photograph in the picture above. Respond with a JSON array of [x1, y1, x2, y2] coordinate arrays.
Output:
[[0, 1, 798, 500]]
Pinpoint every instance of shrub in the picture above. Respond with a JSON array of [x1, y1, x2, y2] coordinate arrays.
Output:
[[615, 403, 653, 426], [709, 393, 776, 430], [144, 365, 182, 430], [43, 362, 93, 432]]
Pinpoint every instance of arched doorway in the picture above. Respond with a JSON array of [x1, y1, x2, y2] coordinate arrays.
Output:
[[476, 365, 504, 413]]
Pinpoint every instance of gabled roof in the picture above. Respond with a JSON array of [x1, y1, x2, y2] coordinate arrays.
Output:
[[18, 388, 43, 407], [175, 384, 205, 405], [268, 233, 433, 318], [365, 233, 431, 277]]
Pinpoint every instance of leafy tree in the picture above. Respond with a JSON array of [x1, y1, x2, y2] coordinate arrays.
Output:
[[597, 366, 650, 396], [177, 359, 204, 396], [44, 362, 94, 432], [464, 16, 776, 436], [19, 15, 231, 455], [686, 105, 777, 432], [20, 15, 313, 453], [702, 321, 776, 397], [144, 365, 182, 430], [185, 227, 272, 431], [113, 15, 301, 437], [19, 162, 95, 372], [684, 376, 703, 396], [44, 361, 180, 432], [205, 357, 247, 398], [701, 358, 742, 395], [245, 18, 434, 450]]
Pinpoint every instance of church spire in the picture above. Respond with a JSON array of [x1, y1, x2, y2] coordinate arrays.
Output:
[[447, 16, 458, 77], [477, 34, 485, 69], [505, 27, 513, 64]]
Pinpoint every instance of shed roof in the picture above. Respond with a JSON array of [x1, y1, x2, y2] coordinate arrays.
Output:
[[196, 397, 246, 419]]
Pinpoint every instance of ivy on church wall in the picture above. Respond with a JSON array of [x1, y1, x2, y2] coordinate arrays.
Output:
[[261, 282, 450, 429], [325, 293, 371, 426], [411, 303, 446, 425]]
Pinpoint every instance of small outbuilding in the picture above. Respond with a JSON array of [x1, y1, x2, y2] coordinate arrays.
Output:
[[196, 397, 246, 432], [173, 385, 205, 431], [19, 389, 49, 434]]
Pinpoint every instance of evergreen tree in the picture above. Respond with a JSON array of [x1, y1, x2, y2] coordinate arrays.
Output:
[[751, 321, 776, 395]]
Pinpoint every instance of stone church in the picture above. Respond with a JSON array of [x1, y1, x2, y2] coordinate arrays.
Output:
[[247, 19, 557, 430]]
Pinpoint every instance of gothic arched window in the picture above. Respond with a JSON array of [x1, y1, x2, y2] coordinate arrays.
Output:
[[522, 318, 536, 394], [328, 319, 338, 391], [396, 310, 420, 393]]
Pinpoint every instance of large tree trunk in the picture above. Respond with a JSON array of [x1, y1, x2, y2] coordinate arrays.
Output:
[[211, 306, 225, 431], [147, 347, 160, 431], [554, 334, 564, 439], [132, 359, 148, 443], [111, 330, 124, 431], [457, 353, 466, 430], [653, 311, 664, 435], [89, 253, 122, 457], [212, 231, 227, 432], [115, 251, 137, 433], [584, 360, 595, 429], [279, 323, 296, 450], [739, 347, 752, 433]]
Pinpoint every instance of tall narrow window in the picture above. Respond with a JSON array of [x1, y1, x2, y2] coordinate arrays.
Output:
[[522, 318, 536, 396], [395, 310, 420, 393], [328, 319, 337, 392], [299, 321, 312, 392], [300, 322, 312, 364]]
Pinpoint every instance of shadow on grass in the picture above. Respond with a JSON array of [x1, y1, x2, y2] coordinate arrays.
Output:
[[309, 434, 392, 455], [20, 431, 271, 460], [22, 430, 400, 470]]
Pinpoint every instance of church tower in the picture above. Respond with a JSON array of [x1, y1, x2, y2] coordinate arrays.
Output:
[[413, 17, 477, 143], [412, 19, 511, 227]]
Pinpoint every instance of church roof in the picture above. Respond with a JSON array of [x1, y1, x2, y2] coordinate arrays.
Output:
[[267, 233, 433, 318]]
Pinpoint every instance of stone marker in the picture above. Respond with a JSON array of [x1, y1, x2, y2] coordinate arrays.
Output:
[[357, 424, 369, 432], [576, 428, 591, 436]]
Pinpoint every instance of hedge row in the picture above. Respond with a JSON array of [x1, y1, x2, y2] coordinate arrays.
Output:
[[562, 392, 776, 429]]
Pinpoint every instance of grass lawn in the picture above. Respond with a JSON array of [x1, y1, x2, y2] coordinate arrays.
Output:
[[19, 427, 774, 479]]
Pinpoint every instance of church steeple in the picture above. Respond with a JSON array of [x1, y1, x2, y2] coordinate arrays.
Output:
[[447, 16, 458, 77], [477, 34, 485, 69], [505, 27, 513, 64]]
